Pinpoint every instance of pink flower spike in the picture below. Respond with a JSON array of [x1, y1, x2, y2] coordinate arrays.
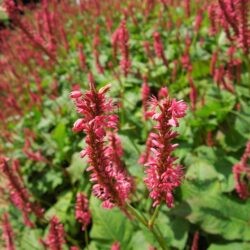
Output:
[[75, 193, 91, 231], [233, 141, 250, 199], [2, 213, 16, 250], [112, 20, 131, 76], [70, 80, 133, 209], [0, 158, 44, 227], [141, 89, 187, 207], [111, 241, 120, 250], [158, 87, 168, 99], [46, 216, 65, 250], [70, 247, 80, 250], [153, 32, 168, 68]]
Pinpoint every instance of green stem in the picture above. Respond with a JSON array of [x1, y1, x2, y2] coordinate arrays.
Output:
[[129, 137, 141, 155], [126, 203, 147, 226], [155, 225, 168, 250], [65, 234, 79, 247], [126, 203, 168, 250], [148, 204, 161, 229], [84, 229, 89, 250], [151, 227, 168, 250], [120, 77, 126, 125]]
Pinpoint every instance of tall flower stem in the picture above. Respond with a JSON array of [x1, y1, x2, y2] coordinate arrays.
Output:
[[84, 229, 89, 250], [126, 203, 147, 226], [126, 203, 168, 250], [65, 234, 79, 247], [120, 78, 126, 125], [151, 227, 168, 250], [148, 204, 161, 229]]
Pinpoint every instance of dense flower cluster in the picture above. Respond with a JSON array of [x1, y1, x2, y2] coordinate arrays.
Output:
[[0, 158, 44, 227], [141, 87, 187, 207], [233, 141, 250, 199], [46, 216, 65, 250], [75, 193, 91, 230], [1, 213, 16, 250], [70, 82, 133, 209], [4, 0, 58, 62], [209, 0, 250, 53], [3, 0, 20, 19]]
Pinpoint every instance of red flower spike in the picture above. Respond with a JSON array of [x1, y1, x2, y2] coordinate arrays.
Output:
[[111, 241, 120, 250], [70, 81, 133, 209], [210, 0, 250, 54], [2, 213, 16, 250], [112, 20, 131, 76], [46, 216, 65, 250], [75, 193, 91, 231], [70, 247, 80, 250], [233, 141, 250, 199], [141, 88, 187, 207], [191, 231, 200, 250], [188, 75, 197, 111], [0, 158, 44, 227], [153, 32, 168, 68]]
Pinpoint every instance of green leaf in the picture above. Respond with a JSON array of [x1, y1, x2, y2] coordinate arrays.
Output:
[[67, 153, 87, 183], [196, 88, 236, 123], [157, 212, 189, 250], [19, 228, 43, 250], [235, 113, 250, 139], [87, 241, 100, 250], [208, 243, 250, 250], [52, 123, 67, 149], [219, 127, 246, 152], [185, 157, 219, 181], [90, 197, 133, 247], [192, 60, 210, 78], [175, 182, 250, 241], [45, 191, 73, 222], [127, 231, 151, 250], [119, 134, 143, 178]]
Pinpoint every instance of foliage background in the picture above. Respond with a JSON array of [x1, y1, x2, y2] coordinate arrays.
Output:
[[0, 0, 250, 249]]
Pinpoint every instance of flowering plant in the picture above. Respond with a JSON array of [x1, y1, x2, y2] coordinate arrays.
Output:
[[0, 0, 250, 249]]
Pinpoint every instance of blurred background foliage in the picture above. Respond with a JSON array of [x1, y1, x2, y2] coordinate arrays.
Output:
[[0, 0, 250, 249]]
